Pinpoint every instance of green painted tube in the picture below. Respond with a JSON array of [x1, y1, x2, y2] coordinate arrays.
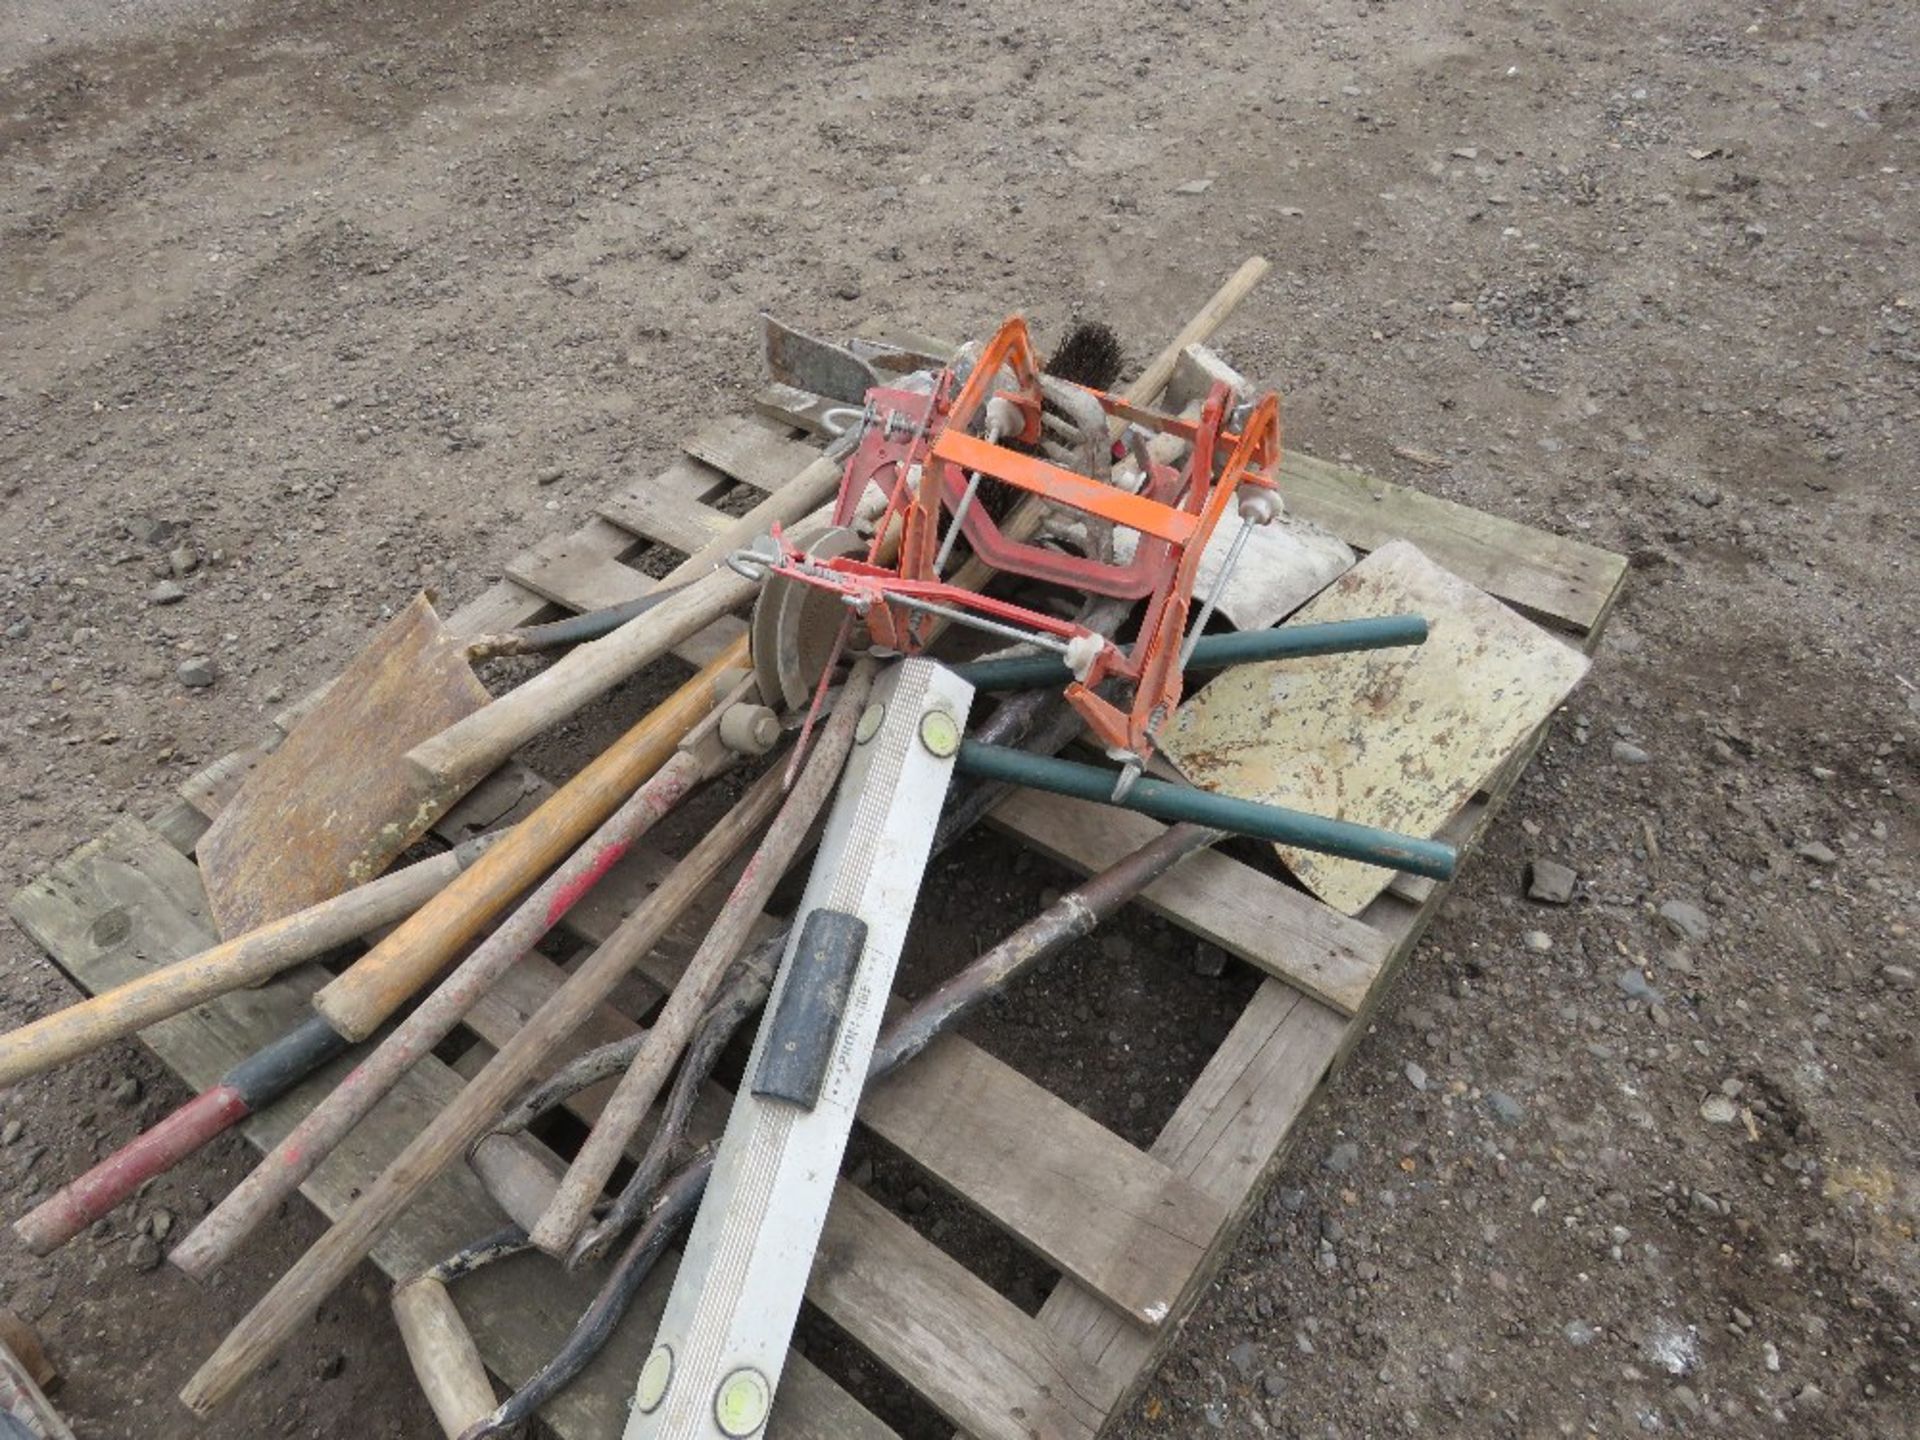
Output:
[[956, 741, 1456, 880], [951, 614, 1428, 693]]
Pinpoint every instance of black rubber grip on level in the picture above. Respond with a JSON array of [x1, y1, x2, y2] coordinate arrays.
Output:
[[753, 908, 868, 1111]]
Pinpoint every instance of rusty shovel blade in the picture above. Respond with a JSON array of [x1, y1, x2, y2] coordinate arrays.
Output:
[[195, 594, 492, 938]]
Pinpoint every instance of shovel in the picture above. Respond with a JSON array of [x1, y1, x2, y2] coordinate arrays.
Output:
[[194, 584, 683, 938]]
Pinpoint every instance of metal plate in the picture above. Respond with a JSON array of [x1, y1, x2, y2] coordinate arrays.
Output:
[[1159, 541, 1590, 915]]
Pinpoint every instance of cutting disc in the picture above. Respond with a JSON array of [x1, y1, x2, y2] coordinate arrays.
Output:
[[749, 524, 863, 712]]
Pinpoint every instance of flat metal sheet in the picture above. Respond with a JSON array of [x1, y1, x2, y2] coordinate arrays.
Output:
[[1159, 540, 1589, 915]]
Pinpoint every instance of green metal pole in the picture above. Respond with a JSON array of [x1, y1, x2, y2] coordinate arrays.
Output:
[[955, 741, 1456, 880], [950, 614, 1428, 693]]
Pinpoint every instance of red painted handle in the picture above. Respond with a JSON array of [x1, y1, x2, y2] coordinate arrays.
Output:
[[13, 1084, 249, 1255]]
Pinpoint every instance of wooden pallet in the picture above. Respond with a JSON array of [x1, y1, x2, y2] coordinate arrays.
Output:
[[9, 392, 1626, 1439]]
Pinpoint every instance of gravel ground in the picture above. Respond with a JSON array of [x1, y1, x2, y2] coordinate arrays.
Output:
[[1, 0, 1914, 1436]]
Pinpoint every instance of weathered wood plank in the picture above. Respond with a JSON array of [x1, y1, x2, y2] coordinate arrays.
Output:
[[988, 789, 1388, 1016], [1279, 450, 1626, 634], [683, 415, 824, 495], [754, 383, 860, 440], [860, 1034, 1227, 1327], [597, 486, 732, 555], [502, 522, 652, 613], [1026, 981, 1346, 1391], [811, 1185, 1115, 1440], [501, 529, 745, 669]]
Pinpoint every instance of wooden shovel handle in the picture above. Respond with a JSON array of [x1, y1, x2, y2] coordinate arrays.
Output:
[[406, 453, 845, 799], [393, 1278, 496, 1440], [313, 643, 746, 1042], [0, 836, 495, 1089]]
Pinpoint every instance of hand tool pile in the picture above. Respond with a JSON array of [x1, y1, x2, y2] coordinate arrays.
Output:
[[0, 260, 1468, 1438]]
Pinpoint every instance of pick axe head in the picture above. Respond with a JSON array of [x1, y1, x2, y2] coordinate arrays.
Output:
[[195, 594, 490, 938]]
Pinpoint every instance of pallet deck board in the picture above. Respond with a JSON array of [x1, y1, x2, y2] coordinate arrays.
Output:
[[858, 1033, 1229, 1328], [12, 371, 1625, 1439], [1279, 450, 1624, 634], [812, 1186, 1117, 1440]]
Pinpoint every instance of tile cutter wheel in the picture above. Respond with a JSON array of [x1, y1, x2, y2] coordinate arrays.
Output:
[[736, 313, 1283, 792], [626, 658, 973, 1440]]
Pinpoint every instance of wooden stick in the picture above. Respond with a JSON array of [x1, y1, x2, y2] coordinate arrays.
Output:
[[313, 643, 745, 1043], [167, 743, 720, 1281], [0, 834, 499, 1089], [1123, 256, 1271, 417], [392, 1278, 497, 1440], [528, 657, 878, 1259], [178, 761, 789, 1416], [405, 454, 845, 800]]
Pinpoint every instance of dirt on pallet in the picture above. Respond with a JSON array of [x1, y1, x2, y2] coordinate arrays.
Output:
[[1, 0, 1915, 1437]]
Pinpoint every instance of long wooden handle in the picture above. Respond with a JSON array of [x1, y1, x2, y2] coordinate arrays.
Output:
[[313, 645, 744, 1042], [179, 762, 789, 1416], [1123, 255, 1271, 412], [392, 1278, 496, 1440], [529, 658, 877, 1257], [406, 454, 844, 798], [170, 747, 713, 1281], [0, 836, 496, 1090]]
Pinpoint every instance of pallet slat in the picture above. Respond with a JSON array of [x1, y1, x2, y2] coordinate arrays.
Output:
[[859, 1034, 1226, 1327], [1277, 451, 1622, 634], [812, 1186, 1117, 1440], [682, 416, 825, 495], [597, 487, 732, 555]]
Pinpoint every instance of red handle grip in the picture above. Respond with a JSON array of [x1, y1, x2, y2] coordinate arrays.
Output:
[[13, 1084, 249, 1255]]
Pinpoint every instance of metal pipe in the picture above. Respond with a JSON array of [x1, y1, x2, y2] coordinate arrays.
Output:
[[952, 613, 1429, 692], [954, 740, 1457, 880]]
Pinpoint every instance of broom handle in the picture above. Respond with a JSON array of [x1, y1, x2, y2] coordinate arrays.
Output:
[[0, 835, 498, 1089], [405, 457, 845, 801]]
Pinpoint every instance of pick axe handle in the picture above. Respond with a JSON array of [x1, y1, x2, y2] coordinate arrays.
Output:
[[312, 644, 745, 1044], [406, 454, 844, 798], [0, 836, 497, 1090]]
